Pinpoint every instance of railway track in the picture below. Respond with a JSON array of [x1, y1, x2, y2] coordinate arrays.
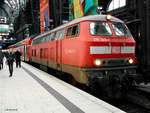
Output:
[[77, 82, 150, 113], [31, 63, 150, 113], [109, 83, 150, 113], [112, 100, 150, 113]]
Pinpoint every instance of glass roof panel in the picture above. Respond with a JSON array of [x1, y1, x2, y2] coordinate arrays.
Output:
[[4, 0, 12, 8], [108, 0, 126, 11], [4, 0, 19, 10]]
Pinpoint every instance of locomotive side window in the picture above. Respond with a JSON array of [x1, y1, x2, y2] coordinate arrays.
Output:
[[55, 29, 65, 40], [50, 33, 55, 40], [90, 22, 112, 36], [60, 29, 65, 39], [55, 31, 61, 40], [72, 25, 79, 36], [66, 27, 72, 36], [112, 22, 132, 37], [66, 24, 79, 37]]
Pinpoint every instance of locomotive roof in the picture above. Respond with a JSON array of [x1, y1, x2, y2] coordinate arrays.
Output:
[[34, 15, 124, 40], [69, 15, 124, 24]]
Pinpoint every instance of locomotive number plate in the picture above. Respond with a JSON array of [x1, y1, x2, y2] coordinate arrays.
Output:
[[112, 46, 120, 54]]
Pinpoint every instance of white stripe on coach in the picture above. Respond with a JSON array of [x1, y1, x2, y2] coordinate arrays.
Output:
[[90, 46, 112, 54], [121, 46, 135, 53]]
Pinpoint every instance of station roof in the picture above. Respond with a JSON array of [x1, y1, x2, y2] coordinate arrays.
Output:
[[4, 0, 19, 11], [0, 0, 26, 22]]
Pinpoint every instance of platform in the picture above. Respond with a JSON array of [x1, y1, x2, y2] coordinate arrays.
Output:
[[0, 58, 125, 113]]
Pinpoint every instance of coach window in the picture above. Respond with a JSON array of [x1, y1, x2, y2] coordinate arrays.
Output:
[[34, 40, 36, 45], [33, 39, 37, 45], [36, 39, 38, 44], [32, 41, 35, 45], [39, 37, 43, 43], [37, 38, 40, 44], [32, 50, 34, 56], [44, 36, 47, 42], [34, 39, 37, 45], [36, 38, 38, 44], [40, 49, 42, 58], [34, 50, 36, 56], [45, 36, 48, 42], [44, 36, 46, 42]]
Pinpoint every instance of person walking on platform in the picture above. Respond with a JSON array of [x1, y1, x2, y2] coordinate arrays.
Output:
[[14, 50, 22, 68], [0, 50, 4, 70], [5, 51, 15, 77]]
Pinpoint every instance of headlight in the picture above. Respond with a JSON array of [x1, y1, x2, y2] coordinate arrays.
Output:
[[106, 14, 112, 20], [94, 59, 102, 66], [128, 58, 134, 64]]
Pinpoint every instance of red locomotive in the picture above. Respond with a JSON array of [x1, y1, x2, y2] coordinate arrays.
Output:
[[12, 15, 138, 98]]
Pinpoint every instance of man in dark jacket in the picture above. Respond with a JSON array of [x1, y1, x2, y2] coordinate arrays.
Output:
[[14, 50, 22, 68], [0, 50, 4, 70], [5, 51, 15, 77]]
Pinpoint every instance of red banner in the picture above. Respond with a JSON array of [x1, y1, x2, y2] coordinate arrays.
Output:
[[40, 0, 50, 33]]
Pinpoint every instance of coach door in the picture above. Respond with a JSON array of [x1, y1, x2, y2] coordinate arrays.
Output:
[[56, 30, 65, 71]]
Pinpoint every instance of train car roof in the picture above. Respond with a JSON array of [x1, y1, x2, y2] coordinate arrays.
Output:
[[34, 15, 124, 40]]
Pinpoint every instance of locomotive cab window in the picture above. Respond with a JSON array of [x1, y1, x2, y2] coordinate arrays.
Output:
[[112, 22, 132, 37], [90, 22, 112, 36]]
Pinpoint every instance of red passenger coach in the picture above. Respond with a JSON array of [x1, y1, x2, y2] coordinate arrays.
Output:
[[19, 38, 33, 62], [29, 15, 137, 98], [8, 38, 33, 62]]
